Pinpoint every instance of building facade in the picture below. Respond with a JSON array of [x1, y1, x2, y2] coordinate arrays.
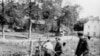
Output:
[[84, 18, 100, 37]]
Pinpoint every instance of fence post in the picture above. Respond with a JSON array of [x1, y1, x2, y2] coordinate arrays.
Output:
[[29, 40, 33, 56]]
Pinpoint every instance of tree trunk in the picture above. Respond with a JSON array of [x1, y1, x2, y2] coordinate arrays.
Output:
[[2, 25, 5, 39], [28, 19, 32, 39]]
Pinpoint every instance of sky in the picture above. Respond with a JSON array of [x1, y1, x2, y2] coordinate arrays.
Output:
[[0, 0, 100, 18], [62, 0, 100, 18]]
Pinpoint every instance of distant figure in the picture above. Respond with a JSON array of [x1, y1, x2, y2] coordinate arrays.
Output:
[[43, 39, 54, 56], [35, 45, 39, 56], [53, 16, 60, 36], [35, 40, 43, 56], [75, 33, 89, 56], [54, 38, 62, 56]]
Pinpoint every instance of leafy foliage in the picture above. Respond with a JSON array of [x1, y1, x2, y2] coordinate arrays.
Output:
[[0, 0, 81, 32], [59, 5, 81, 32]]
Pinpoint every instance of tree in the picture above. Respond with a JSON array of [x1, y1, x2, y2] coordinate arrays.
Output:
[[60, 5, 81, 32], [40, 0, 63, 33], [0, 0, 81, 34], [0, 0, 6, 39], [77, 18, 89, 24], [4, 1, 27, 29], [0, 0, 29, 32]]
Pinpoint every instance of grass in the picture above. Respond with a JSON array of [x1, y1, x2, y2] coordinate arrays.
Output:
[[0, 36, 100, 56]]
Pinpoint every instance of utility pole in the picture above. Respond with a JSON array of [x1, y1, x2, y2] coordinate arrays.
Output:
[[29, 0, 43, 56], [28, 0, 33, 56]]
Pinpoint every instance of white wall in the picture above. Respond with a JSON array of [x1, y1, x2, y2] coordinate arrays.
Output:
[[84, 20, 100, 37]]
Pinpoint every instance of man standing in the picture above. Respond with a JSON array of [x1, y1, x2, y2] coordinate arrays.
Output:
[[75, 33, 89, 56], [73, 21, 90, 56], [53, 16, 61, 36], [54, 38, 62, 56]]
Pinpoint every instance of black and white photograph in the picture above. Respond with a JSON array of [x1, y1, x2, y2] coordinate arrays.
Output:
[[0, 0, 100, 56]]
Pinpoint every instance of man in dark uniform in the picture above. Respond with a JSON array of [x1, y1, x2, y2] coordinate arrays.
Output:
[[75, 33, 89, 56], [73, 21, 90, 56], [54, 38, 62, 56]]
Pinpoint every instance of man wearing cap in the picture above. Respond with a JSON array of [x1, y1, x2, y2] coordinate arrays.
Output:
[[74, 21, 90, 56], [75, 32, 89, 56]]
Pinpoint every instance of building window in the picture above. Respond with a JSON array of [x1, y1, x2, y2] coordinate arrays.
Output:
[[99, 33, 100, 37], [94, 26, 96, 28], [88, 26, 90, 28], [87, 32, 89, 36], [93, 32, 96, 36]]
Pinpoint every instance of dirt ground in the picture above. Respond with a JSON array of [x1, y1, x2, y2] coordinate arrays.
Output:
[[0, 36, 100, 56]]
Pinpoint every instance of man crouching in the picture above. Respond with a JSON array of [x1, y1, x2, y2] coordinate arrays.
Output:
[[43, 39, 54, 56]]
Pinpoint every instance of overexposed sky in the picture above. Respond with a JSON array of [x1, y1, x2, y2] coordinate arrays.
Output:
[[62, 0, 100, 18]]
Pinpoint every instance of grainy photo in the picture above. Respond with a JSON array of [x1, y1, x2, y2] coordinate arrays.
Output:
[[0, 0, 100, 56]]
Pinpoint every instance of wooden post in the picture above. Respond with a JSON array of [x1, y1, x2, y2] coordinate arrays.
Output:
[[28, 0, 33, 56], [29, 21, 32, 56], [29, 40, 33, 56]]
